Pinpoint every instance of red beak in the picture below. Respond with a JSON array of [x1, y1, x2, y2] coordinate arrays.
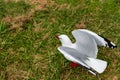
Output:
[[55, 36, 59, 39]]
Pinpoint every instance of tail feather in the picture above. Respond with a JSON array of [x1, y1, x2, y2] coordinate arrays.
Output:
[[84, 57, 107, 74]]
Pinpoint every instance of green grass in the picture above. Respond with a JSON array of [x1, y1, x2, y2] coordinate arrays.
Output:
[[0, 0, 30, 19], [0, 0, 120, 80]]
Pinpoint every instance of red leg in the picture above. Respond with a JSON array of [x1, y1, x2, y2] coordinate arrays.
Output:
[[70, 62, 79, 67]]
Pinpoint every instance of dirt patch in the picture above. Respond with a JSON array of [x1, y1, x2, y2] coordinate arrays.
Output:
[[33, 27, 45, 33], [2, 0, 55, 31], [75, 21, 86, 29], [6, 64, 30, 80], [2, 15, 32, 30], [2, 0, 71, 31], [4, 0, 54, 11], [33, 54, 48, 79], [112, 76, 118, 80], [4, 0, 21, 2], [42, 32, 50, 40], [114, 50, 120, 57], [27, 0, 50, 11]]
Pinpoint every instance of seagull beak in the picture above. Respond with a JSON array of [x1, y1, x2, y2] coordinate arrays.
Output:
[[55, 36, 60, 39]]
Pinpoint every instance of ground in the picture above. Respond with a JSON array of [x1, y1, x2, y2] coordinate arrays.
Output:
[[0, 0, 120, 80]]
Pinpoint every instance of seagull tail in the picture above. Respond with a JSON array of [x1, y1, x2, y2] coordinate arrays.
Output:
[[85, 57, 107, 74]]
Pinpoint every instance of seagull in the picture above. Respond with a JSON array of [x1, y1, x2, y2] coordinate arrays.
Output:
[[56, 29, 117, 75]]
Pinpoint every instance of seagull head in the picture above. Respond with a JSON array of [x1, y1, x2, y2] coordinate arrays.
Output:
[[56, 34, 73, 47]]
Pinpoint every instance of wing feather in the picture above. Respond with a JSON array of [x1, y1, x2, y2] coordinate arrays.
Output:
[[58, 46, 90, 68], [58, 47, 107, 74], [72, 29, 98, 58]]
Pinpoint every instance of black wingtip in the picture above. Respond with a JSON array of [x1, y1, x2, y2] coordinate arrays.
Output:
[[112, 45, 117, 48], [100, 35, 117, 49], [105, 41, 117, 49], [108, 42, 117, 49]]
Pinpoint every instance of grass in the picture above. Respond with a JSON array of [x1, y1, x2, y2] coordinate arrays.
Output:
[[0, 0, 30, 19], [0, 0, 120, 80]]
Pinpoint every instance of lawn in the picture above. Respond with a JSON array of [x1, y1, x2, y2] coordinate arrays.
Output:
[[0, 0, 120, 80]]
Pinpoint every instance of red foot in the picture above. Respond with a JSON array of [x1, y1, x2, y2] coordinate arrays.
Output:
[[70, 62, 79, 67]]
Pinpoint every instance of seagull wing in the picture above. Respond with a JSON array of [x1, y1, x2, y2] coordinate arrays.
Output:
[[77, 29, 117, 48], [76, 29, 106, 46], [58, 46, 90, 68], [58, 46, 107, 74], [72, 29, 98, 58]]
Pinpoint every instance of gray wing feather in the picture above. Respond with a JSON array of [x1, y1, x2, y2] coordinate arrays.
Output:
[[78, 29, 107, 46], [72, 30, 98, 58], [58, 46, 90, 68]]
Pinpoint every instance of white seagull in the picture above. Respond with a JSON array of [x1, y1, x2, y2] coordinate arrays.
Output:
[[56, 29, 117, 75]]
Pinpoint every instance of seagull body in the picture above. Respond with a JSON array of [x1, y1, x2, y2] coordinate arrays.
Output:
[[57, 29, 117, 75]]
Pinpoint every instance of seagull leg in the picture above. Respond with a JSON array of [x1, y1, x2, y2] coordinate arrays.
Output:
[[70, 62, 79, 67]]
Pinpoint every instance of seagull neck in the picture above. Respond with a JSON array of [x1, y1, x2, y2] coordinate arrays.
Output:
[[61, 39, 73, 47], [62, 43, 73, 47]]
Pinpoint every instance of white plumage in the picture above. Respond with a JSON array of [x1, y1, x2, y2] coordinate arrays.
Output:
[[57, 29, 117, 75]]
